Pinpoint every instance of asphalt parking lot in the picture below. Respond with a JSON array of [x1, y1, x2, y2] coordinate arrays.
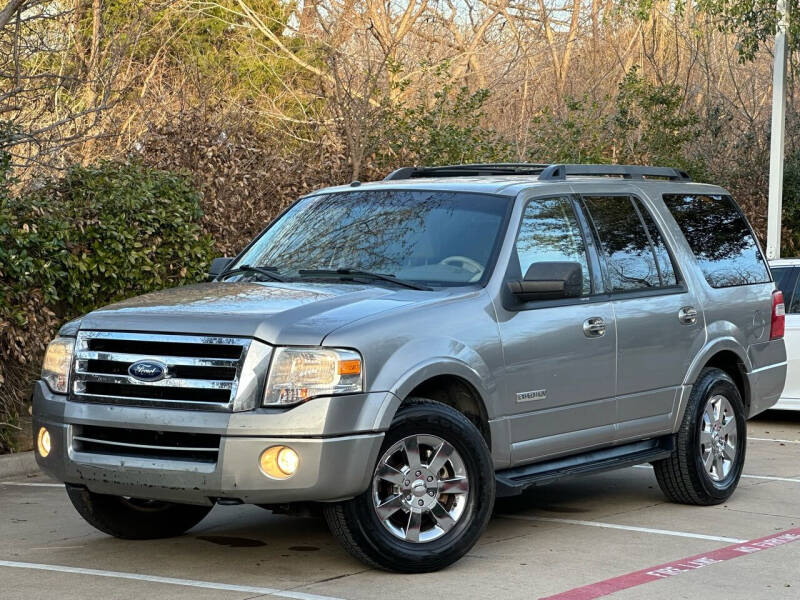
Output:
[[2, 411, 799, 600]]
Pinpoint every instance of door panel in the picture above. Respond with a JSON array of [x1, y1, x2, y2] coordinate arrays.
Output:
[[499, 301, 617, 462], [496, 195, 617, 464], [781, 272, 800, 401], [612, 292, 703, 434]]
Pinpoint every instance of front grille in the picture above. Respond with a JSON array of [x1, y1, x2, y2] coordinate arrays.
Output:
[[71, 331, 251, 411], [87, 338, 242, 358], [85, 359, 237, 381], [82, 381, 232, 403], [73, 425, 221, 463]]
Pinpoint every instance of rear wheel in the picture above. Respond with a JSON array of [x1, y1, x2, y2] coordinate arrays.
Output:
[[653, 367, 746, 505], [66, 485, 212, 539], [324, 398, 494, 572]]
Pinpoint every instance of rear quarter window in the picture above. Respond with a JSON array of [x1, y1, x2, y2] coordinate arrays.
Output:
[[663, 194, 770, 288]]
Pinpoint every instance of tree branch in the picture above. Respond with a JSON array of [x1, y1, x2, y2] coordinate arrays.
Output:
[[0, 0, 28, 30]]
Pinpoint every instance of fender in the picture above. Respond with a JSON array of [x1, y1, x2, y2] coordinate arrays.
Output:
[[368, 338, 498, 431], [673, 335, 751, 430], [682, 336, 751, 387]]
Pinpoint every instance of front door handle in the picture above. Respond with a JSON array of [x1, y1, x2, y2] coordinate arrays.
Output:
[[583, 317, 607, 337], [679, 306, 698, 325]]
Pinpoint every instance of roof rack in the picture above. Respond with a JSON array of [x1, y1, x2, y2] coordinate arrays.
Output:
[[538, 164, 691, 182], [383, 163, 550, 180], [382, 163, 692, 182]]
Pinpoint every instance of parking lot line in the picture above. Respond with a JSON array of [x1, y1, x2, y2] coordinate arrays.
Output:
[[539, 527, 800, 600], [1, 482, 63, 487], [748, 436, 800, 444], [740, 473, 800, 483], [497, 515, 746, 543], [0, 560, 346, 600], [632, 464, 800, 483]]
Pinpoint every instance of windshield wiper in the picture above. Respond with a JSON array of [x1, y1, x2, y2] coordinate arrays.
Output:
[[298, 268, 431, 291], [219, 264, 287, 282]]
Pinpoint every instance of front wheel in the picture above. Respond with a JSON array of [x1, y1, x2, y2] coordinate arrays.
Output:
[[324, 398, 495, 572], [66, 485, 212, 539], [653, 367, 746, 505]]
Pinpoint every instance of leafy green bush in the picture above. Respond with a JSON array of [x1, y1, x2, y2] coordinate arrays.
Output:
[[526, 67, 706, 179], [376, 77, 511, 168], [526, 98, 615, 165], [781, 150, 800, 255], [0, 160, 214, 451]]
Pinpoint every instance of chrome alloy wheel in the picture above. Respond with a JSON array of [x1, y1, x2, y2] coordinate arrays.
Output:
[[372, 434, 470, 543], [700, 394, 738, 482]]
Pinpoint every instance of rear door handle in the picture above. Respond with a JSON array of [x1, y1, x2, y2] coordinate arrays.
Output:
[[679, 306, 698, 325], [583, 317, 606, 337]]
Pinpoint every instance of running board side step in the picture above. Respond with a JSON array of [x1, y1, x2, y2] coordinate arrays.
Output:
[[495, 436, 675, 497]]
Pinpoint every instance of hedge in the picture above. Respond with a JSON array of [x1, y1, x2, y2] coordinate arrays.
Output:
[[0, 159, 215, 451]]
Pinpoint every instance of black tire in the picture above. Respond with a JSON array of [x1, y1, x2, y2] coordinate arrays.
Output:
[[323, 398, 495, 573], [653, 367, 746, 505], [66, 485, 212, 539]]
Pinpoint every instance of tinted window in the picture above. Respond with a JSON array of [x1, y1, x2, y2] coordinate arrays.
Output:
[[663, 194, 770, 288], [514, 196, 591, 295], [584, 196, 678, 292], [772, 267, 798, 312], [637, 203, 678, 287], [787, 271, 800, 314], [233, 191, 511, 286]]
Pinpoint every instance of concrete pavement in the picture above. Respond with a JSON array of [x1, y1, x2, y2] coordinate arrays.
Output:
[[2, 411, 798, 600]]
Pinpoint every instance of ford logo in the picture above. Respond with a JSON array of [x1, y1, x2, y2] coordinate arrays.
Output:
[[128, 360, 167, 382]]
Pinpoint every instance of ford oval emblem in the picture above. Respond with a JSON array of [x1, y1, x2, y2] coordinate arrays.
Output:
[[128, 360, 167, 382]]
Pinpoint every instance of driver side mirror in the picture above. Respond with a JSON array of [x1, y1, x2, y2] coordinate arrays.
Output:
[[207, 257, 233, 281], [507, 262, 583, 302]]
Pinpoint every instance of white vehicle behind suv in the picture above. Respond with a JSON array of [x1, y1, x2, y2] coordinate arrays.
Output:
[[768, 258, 800, 410]]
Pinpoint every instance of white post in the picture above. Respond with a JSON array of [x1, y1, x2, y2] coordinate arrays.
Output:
[[767, 0, 789, 259]]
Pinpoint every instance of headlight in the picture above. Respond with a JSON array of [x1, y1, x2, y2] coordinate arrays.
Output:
[[263, 347, 362, 406], [41, 336, 75, 394]]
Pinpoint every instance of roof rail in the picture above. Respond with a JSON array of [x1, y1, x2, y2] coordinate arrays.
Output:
[[538, 164, 691, 182], [383, 163, 550, 180]]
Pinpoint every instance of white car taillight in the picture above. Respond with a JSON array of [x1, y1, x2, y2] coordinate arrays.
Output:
[[771, 290, 785, 340]]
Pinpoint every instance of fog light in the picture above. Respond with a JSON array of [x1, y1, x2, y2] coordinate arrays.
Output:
[[37, 427, 51, 458], [259, 446, 299, 479], [277, 447, 299, 475]]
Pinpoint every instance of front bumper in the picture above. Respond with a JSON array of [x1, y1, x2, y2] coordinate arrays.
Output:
[[33, 382, 393, 505]]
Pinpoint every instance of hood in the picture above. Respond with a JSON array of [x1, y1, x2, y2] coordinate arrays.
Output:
[[80, 281, 423, 345]]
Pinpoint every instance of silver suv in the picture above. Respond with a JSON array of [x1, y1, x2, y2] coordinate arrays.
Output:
[[33, 163, 787, 572]]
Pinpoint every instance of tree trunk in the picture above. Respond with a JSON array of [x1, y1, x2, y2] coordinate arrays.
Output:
[[0, 0, 27, 30]]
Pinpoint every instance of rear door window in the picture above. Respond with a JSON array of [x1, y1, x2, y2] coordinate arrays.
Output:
[[663, 194, 770, 288], [582, 195, 679, 293]]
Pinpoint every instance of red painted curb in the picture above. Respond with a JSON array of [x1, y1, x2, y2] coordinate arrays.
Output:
[[540, 527, 800, 600]]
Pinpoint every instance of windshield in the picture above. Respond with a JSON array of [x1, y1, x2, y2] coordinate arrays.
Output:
[[229, 190, 511, 287]]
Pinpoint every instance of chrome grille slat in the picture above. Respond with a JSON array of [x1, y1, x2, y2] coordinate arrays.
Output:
[[78, 331, 245, 345], [73, 436, 219, 453], [74, 372, 234, 390], [77, 350, 240, 368], [71, 391, 225, 410], [70, 331, 254, 411]]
